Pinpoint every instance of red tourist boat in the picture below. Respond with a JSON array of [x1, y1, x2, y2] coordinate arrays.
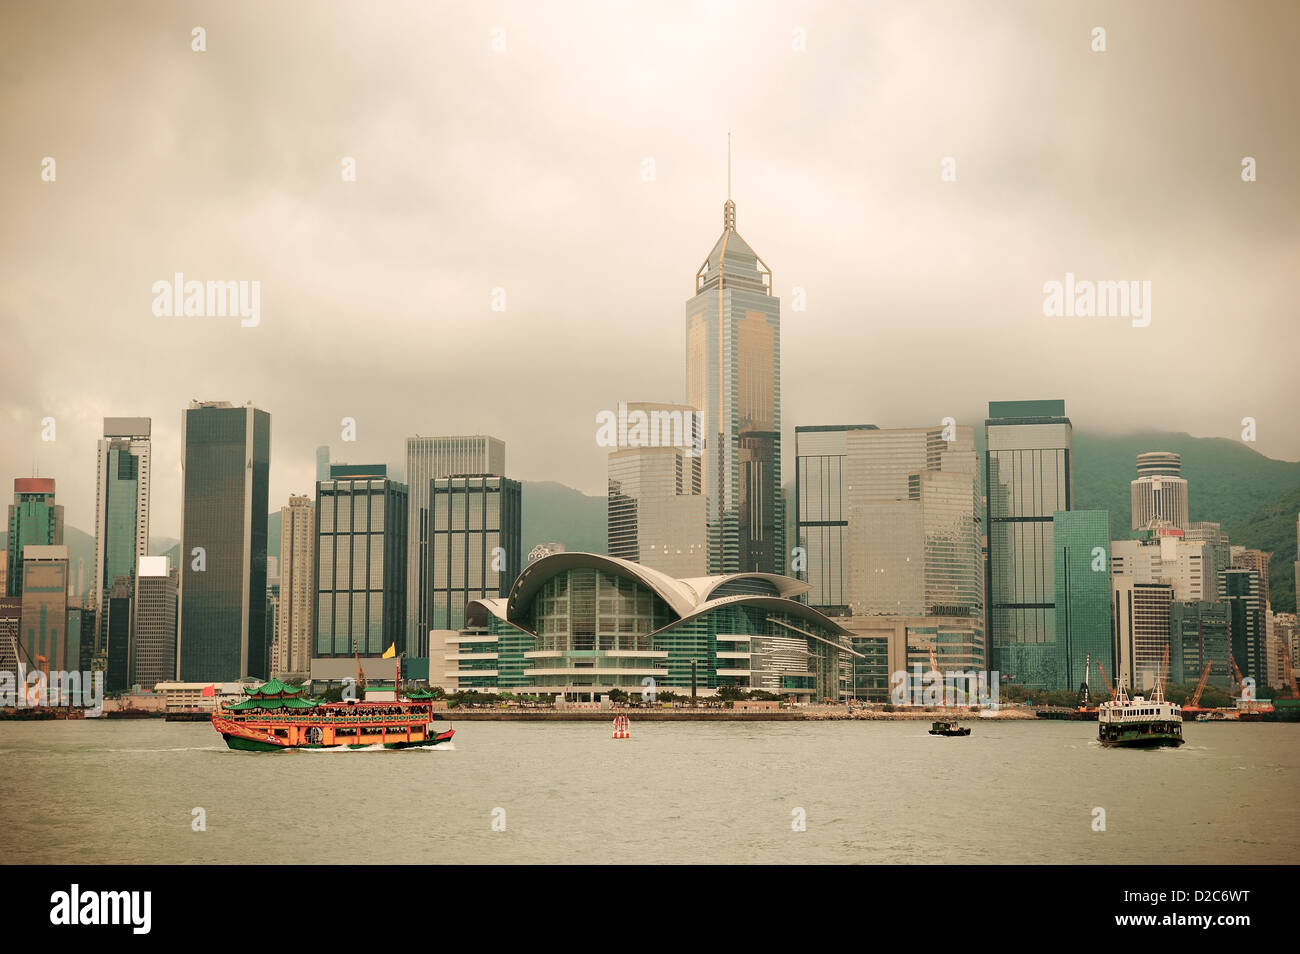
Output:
[[211, 675, 454, 752]]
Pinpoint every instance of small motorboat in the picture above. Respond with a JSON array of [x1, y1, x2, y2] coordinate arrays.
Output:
[[929, 720, 971, 737]]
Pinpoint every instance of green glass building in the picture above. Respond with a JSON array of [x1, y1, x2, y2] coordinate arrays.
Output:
[[1052, 510, 1111, 695], [7, 478, 64, 598], [177, 401, 271, 682], [1169, 601, 1231, 692], [314, 464, 408, 657], [985, 400, 1072, 685]]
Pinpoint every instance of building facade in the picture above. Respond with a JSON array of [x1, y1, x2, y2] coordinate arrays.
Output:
[[314, 464, 408, 658], [1052, 510, 1112, 693], [405, 435, 505, 654], [427, 475, 521, 634], [7, 478, 64, 598], [19, 545, 70, 672], [1130, 451, 1189, 531], [1111, 534, 1208, 602], [1169, 601, 1231, 692], [177, 401, 271, 682], [795, 424, 983, 630], [133, 555, 178, 690], [685, 198, 782, 574], [440, 553, 854, 701], [277, 494, 315, 676], [607, 401, 707, 578], [1112, 578, 1174, 692], [985, 400, 1072, 684], [1222, 567, 1263, 688], [91, 417, 151, 646]]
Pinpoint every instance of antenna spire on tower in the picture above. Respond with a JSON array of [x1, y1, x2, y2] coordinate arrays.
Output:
[[724, 131, 736, 230]]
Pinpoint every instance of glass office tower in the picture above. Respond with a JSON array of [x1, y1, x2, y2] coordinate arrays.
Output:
[[1223, 567, 1263, 686], [314, 465, 408, 657], [985, 400, 1072, 684], [1053, 510, 1112, 693], [405, 436, 505, 654], [428, 475, 521, 632], [7, 478, 64, 598], [92, 417, 151, 647], [685, 198, 782, 574], [177, 401, 271, 681]]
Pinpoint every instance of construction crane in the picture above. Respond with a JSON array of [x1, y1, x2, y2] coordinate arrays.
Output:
[[1188, 662, 1213, 709], [1096, 660, 1117, 702], [1279, 643, 1299, 699], [351, 640, 368, 698], [1228, 651, 1247, 699], [1076, 652, 1092, 708]]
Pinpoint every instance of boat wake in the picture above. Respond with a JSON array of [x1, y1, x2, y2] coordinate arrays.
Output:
[[299, 741, 456, 753]]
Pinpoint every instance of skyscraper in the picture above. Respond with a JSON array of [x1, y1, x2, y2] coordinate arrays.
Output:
[[1223, 567, 1263, 688], [133, 555, 177, 690], [91, 417, 151, 645], [685, 195, 782, 574], [1130, 452, 1189, 531], [7, 478, 64, 597], [607, 401, 707, 578], [1112, 578, 1174, 691], [428, 475, 521, 632], [276, 494, 315, 677], [19, 545, 69, 672], [795, 423, 985, 694], [314, 464, 408, 659], [985, 400, 1072, 685], [405, 436, 505, 654], [1053, 510, 1112, 693], [1169, 601, 1231, 692], [177, 401, 271, 682], [1111, 535, 1209, 602]]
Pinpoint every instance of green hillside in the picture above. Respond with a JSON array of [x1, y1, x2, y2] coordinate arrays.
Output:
[[1070, 431, 1300, 612]]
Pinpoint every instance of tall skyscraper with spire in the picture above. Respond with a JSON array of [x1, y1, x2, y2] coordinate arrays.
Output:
[[684, 151, 783, 573]]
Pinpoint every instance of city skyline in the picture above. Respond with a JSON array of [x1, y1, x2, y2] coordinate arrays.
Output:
[[4, 2, 1299, 541]]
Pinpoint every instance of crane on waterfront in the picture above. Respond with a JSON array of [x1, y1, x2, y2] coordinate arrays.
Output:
[[1188, 662, 1213, 709], [1278, 643, 1299, 699], [1096, 659, 1117, 701], [1076, 652, 1092, 708], [1229, 651, 1247, 699], [352, 640, 368, 699]]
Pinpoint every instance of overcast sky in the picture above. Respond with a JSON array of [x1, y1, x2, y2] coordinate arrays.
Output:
[[2, 0, 1296, 537]]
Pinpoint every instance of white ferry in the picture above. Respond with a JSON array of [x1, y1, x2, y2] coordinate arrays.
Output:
[[1097, 683, 1184, 748]]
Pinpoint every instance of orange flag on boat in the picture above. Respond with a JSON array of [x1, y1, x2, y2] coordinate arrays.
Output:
[[201, 684, 215, 697], [381, 644, 396, 659]]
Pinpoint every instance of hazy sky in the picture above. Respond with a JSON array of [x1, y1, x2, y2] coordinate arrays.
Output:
[[2, 0, 1297, 537]]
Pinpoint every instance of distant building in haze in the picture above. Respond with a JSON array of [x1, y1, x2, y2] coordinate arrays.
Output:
[[177, 401, 271, 682]]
